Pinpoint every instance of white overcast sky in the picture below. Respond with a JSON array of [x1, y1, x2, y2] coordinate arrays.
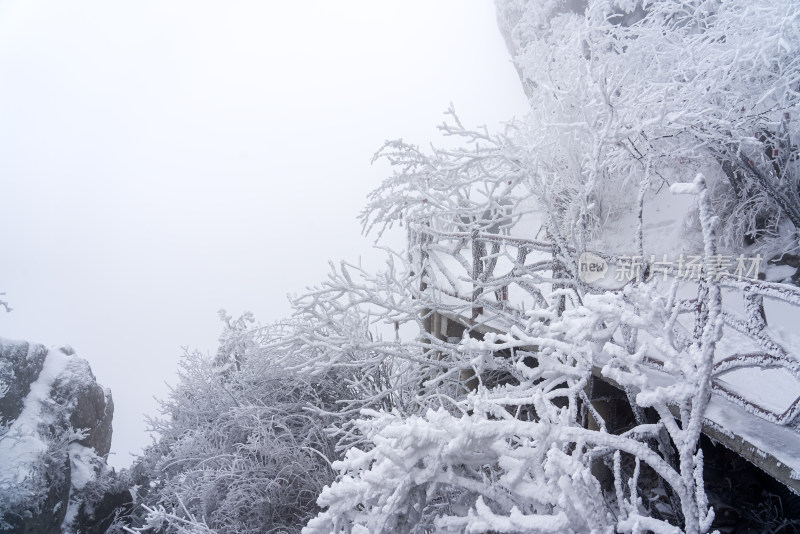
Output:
[[0, 1, 528, 468]]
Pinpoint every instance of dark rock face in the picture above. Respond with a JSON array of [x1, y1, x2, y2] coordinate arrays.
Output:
[[13, 455, 72, 534], [74, 482, 134, 534], [0, 338, 116, 534], [50, 355, 114, 457], [0, 341, 48, 424]]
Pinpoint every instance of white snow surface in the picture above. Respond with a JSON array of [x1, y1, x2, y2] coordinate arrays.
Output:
[[765, 264, 797, 283], [68, 442, 100, 491]]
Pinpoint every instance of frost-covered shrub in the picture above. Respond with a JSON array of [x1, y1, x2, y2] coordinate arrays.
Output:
[[304, 406, 613, 534], [304, 279, 720, 533], [126, 314, 354, 534], [496, 0, 800, 255]]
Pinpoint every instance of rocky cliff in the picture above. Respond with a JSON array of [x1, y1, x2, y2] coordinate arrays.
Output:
[[0, 338, 124, 534], [495, 0, 588, 99]]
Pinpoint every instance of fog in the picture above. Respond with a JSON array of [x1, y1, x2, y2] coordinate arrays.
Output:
[[0, 1, 528, 468]]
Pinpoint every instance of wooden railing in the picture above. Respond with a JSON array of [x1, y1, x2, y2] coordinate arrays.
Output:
[[410, 219, 800, 427]]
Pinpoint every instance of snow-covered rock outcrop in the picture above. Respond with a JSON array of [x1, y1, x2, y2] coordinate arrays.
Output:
[[0, 338, 117, 534], [496, 0, 588, 98]]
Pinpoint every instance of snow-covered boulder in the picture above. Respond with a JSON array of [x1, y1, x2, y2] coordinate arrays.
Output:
[[0, 338, 115, 534]]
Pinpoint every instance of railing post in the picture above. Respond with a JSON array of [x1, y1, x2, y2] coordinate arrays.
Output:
[[471, 229, 484, 321], [743, 285, 767, 333]]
